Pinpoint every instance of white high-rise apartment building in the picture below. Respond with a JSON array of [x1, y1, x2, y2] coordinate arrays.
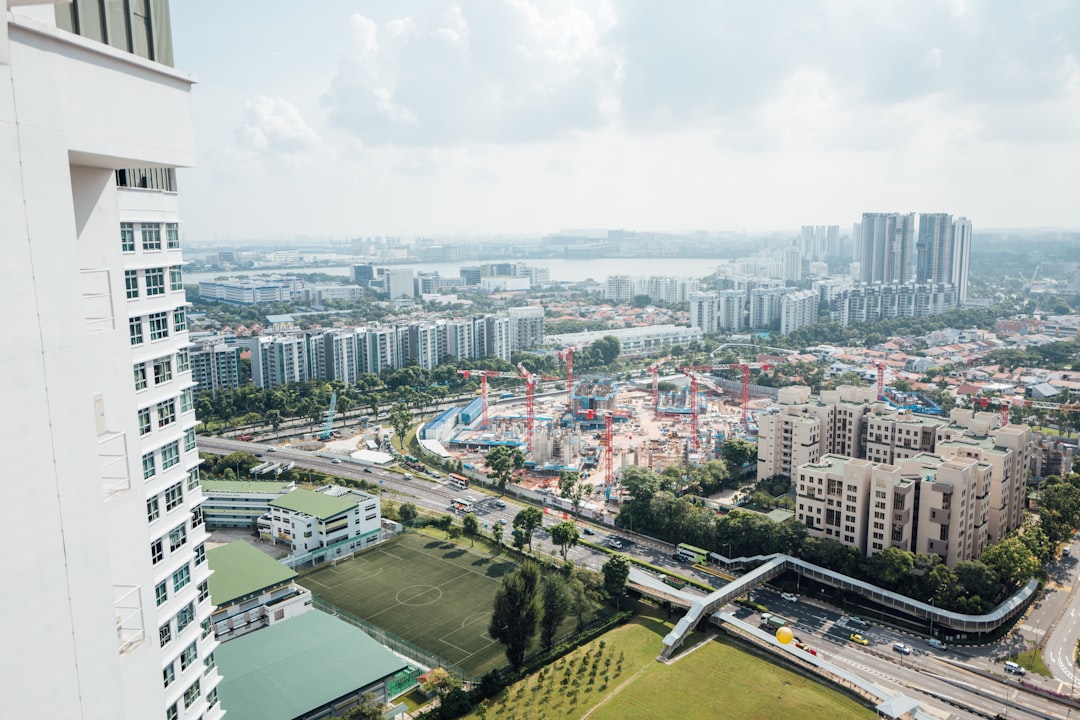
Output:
[[779, 289, 818, 335], [689, 292, 718, 333], [508, 305, 545, 351], [716, 289, 746, 331], [3, 4, 222, 720]]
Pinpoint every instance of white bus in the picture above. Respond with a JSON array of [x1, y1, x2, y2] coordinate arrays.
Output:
[[452, 497, 474, 513]]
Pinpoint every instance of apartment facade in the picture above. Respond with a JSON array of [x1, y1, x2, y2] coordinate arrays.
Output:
[[3, 4, 221, 719], [508, 305, 545, 351], [190, 340, 243, 394]]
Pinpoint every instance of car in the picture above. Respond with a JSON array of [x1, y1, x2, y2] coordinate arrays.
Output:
[[495, 500, 506, 508], [892, 642, 912, 655], [331, 458, 341, 464], [1065, 547, 1071, 556], [465, 496, 476, 503], [582, 527, 595, 535], [848, 616, 869, 627], [1003, 661, 1026, 675], [781, 593, 798, 602], [849, 633, 869, 646], [927, 638, 947, 651], [363, 468, 372, 474], [266, 447, 277, 453], [610, 540, 624, 550], [255, 453, 263, 458]]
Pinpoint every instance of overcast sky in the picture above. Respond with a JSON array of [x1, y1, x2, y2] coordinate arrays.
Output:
[[171, 1, 1080, 243]]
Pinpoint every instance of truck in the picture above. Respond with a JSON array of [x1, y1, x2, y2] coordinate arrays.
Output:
[[760, 613, 787, 630]]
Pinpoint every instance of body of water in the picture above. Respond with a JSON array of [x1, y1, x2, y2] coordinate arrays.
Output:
[[185, 256, 727, 285]]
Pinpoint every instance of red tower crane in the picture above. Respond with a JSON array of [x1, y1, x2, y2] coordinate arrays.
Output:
[[683, 368, 702, 453], [516, 362, 557, 454], [727, 362, 771, 427], [874, 361, 887, 401], [456, 368, 520, 428], [976, 397, 1080, 427], [556, 342, 589, 415], [647, 355, 671, 414]]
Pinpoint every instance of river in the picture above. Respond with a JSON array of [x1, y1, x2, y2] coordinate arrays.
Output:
[[184, 257, 728, 285]]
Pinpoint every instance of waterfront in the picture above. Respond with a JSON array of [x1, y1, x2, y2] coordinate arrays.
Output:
[[184, 256, 727, 286]]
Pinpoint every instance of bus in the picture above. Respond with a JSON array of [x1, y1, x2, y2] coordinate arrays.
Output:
[[452, 497, 474, 513], [448, 473, 469, 490], [675, 543, 709, 564]]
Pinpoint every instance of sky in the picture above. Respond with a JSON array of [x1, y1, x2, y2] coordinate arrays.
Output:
[[170, 1, 1080, 243]]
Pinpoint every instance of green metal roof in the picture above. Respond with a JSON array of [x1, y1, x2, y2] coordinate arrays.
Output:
[[215, 611, 408, 720], [269, 488, 359, 520], [202, 479, 292, 494], [206, 542, 297, 606]]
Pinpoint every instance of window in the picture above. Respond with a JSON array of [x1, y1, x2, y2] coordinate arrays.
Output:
[[166, 223, 180, 249], [186, 467, 200, 491], [129, 317, 143, 346], [176, 602, 195, 633], [184, 428, 196, 452], [162, 441, 180, 470], [172, 564, 190, 593], [157, 400, 176, 428], [151, 539, 164, 564], [145, 268, 165, 296], [169, 523, 187, 552], [142, 452, 155, 480], [201, 618, 212, 639], [142, 223, 161, 250], [138, 407, 152, 436], [159, 622, 171, 647], [203, 652, 216, 674], [170, 267, 184, 291], [124, 270, 139, 299], [133, 363, 147, 391], [181, 642, 198, 671], [192, 505, 204, 528], [197, 580, 209, 602], [183, 680, 201, 709], [207, 688, 218, 708], [149, 312, 169, 340], [165, 482, 183, 511], [174, 308, 187, 332], [166, 704, 178, 720], [121, 222, 135, 252], [163, 661, 175, 688], [177, 349, 190, 373], [154, 358, 173, 385], [155, 581, 168, 607], [194, 543, 206, 566], [147, 496, 160, 523], [180, 388, 194, 413]]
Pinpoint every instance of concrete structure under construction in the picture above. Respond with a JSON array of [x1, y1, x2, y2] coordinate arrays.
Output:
[[570, 380, 619, 420]]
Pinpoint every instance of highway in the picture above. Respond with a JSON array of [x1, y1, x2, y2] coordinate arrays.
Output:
[[197, 435, 1080, 719]]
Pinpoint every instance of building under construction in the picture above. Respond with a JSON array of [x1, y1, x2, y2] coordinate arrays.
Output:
[[569, 380, 619, 424]]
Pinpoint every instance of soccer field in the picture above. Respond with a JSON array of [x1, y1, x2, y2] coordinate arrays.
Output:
[[298, 533, 520, 676]]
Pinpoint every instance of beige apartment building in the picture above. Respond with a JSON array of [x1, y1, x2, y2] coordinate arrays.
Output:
[[773, 386, 1031, 564], [796, 452, 992, 566]]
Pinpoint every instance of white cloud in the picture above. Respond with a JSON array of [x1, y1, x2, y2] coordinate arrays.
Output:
[[237, 96, 320, 153]]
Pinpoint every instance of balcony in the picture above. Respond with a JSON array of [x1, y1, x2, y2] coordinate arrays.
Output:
[[80, 268, 115, 332], [113, 585, 145, 653], [98, 430, 131, 498]]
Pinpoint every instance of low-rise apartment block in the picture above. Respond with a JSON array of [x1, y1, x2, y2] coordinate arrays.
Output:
[[206, 541, 312, 642], [264, 486, 382, 563]]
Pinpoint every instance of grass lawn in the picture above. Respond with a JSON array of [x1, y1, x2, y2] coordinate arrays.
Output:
[[466, 611, 875, 720], [1007, 648, 1053, 677]]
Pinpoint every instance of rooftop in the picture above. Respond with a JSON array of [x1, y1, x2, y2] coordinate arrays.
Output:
[[215, 611, 408, 720], [202, 480, 293, 495], [269, 488, 359, 520], [207, 542, 297, 606]]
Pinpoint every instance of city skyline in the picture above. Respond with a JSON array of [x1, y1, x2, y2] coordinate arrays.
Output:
[[171, 1, 1080, 242]]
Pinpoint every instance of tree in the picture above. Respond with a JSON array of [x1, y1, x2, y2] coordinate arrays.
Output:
[[388, 404, 412, 450], [720, 438, 757, 474], [462, 513, 480, 547], [489, 563, 541, 669], [538, 575, 572, 651], [511, 527, 529, 552], [492, 519, 505, 549], [550, 521, 580, 560], [485, 445, 525, 495], [418, 667, 460, 699], [329, 692, 384, 720], [620, 465, 661, 503], [513, 507, 544, 553], [602, 554, 630, 610], [399, 502, 419, 524], [265, 409, 283, 432], [558, 470, 588, 515], [1039, 480, 1080, 542], [981, 535, 1040, 591], [435, 513, 454, 538], [863, 546, 915, 591]]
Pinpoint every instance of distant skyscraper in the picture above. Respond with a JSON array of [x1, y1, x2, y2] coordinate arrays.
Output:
[[952, 218, 972, 303], [859, 213, 915, 284], [915, 213, 972, 306], [689, 292, 718, 333]]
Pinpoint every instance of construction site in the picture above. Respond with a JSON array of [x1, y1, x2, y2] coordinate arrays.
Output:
[[417, 357, 777, 515]]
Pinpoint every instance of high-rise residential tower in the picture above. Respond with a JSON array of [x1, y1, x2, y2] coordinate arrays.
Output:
[[859, 212, 916, 284], [3, 3, 222, 719]]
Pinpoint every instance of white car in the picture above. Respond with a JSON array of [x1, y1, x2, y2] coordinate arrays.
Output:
[[781, 592, 798, 602], [928, 638, 947, 650], [892, 642, 912, 655]]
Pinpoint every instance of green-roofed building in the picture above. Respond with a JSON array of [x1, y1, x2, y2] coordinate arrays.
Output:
[[202, 479, 295, 529], [267, 486, 382, 567], [215, 610, 410, 720], [207, 542, 312, 642]]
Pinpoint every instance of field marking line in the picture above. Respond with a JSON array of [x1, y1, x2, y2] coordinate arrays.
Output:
[[580, 661, 654, 720], [305, 578, 332, 590]]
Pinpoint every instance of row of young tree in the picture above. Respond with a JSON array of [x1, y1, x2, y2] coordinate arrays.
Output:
[[618, 464, 1080, 615]]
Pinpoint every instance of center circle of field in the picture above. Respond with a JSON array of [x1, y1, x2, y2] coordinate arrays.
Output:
[[395, 584, 444, 606]]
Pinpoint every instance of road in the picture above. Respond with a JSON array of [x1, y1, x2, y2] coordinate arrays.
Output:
[[197, 435, 1080, 719]]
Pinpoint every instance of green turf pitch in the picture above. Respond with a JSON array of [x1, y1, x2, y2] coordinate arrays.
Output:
[[298, 533, 519, 676]]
